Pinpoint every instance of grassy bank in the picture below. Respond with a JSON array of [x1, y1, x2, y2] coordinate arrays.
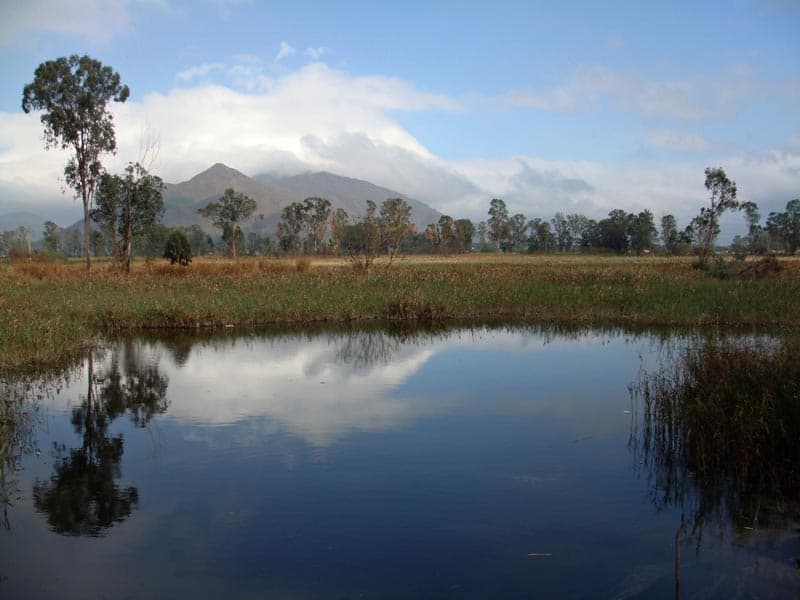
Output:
[[2, 254, 799, 371]]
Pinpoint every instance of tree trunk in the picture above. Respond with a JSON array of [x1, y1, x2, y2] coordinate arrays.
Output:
[[83, 192, 92, 272]]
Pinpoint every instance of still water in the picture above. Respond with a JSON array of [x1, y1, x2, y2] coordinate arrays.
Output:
[[1, 326, 797, 598]]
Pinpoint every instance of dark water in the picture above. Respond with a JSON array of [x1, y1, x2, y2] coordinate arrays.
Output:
[[1, 326, 798, 599]]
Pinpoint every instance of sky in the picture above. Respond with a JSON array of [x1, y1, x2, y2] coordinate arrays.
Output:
[[0, 0, 798, 234]]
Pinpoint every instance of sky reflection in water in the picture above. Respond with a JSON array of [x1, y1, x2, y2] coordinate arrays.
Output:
[[1, 326, 797, 599]]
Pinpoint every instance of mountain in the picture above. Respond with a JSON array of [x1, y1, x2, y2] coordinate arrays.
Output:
[[162, 163, 292, 230], [162, 163, 441, 234], [0, 211, 50, 239]]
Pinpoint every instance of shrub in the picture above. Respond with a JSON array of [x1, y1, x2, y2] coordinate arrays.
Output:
[[163, 230, 192, 267]]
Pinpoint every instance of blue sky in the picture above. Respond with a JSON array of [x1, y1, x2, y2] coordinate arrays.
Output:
[[0, 0, 798, 232]]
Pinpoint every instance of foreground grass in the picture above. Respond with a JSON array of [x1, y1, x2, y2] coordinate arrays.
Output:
[[1, 254, 799, 371]]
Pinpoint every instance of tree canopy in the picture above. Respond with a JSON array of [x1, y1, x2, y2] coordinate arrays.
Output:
[[198, 188, 257, 258], [22, 55, 129, 271]]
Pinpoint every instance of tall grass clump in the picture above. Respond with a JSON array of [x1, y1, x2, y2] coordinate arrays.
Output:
[[632, 337, 800, 533]]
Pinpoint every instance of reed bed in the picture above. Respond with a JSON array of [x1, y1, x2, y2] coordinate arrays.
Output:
[[632, 337, 800, 531], [1, 255, 799, 371]]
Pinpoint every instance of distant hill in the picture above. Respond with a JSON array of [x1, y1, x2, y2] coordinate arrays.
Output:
[[161, 163, 441, 234], [0, 211, 50, 240]]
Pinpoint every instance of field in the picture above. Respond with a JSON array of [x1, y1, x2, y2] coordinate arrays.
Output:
[[1, 254, 799, 371]]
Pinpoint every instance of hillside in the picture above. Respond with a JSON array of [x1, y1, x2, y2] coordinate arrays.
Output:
[[254, 170, 441, 231], [162, 164, 441, 234]]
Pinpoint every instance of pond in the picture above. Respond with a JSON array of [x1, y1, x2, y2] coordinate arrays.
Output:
[[1, 326, 798, 599]]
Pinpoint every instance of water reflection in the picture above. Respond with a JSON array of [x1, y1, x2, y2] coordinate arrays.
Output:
[[1, 325, 797, 598], [630, 336, 800, 595], [1, 382, 38, 530], [32, 344, 169, 536]]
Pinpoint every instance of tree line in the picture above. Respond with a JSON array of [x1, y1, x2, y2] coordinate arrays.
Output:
[[13, 54, 800, 268]]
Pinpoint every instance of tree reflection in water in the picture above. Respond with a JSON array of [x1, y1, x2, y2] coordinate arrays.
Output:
[[630, 337, 800, 595], [33, 343, 169, 536]]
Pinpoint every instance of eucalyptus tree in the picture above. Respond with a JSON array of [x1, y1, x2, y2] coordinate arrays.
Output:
[[551, 212, 573, 252], [42, 221, 62, 254], [527, 218, 555, 253], [739, 201, 763, 255], [509, 213, 528, 253], [454, 219, 475, 253], [93, 162, 165, 272], [488, 198, 510, 252], [696, 167, 738, 265], [22, 55, 129, 271], [302, 196, 331, 254], [660, 214, 679, 255], [277, 201, 305, 253], [330, 208, 350, 255], [342, 200, 381, 272], [597, 209, 630, 254], [766, 199, 800, 255], [379, 197, 413, 264], [198, 188, 257, 258], [627, 210, 657, 256]]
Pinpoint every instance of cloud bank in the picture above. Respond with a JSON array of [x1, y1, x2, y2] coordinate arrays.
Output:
[[1, 58, 797, 233]]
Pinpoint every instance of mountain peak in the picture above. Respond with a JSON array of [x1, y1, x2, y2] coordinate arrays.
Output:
[[193, 162, 246, 180]]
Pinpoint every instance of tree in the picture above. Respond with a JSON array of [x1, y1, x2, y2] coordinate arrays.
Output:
[[566, 213, 592, 249], [42, 221, 62, 254], [63, 228, 82, 257], [627, 210, 657, 256], [660, 215, 679, 255], [182, 225, 213, 256], [342, 200, 381, 272], [163, 229, 192, 266], [739, 201, 764, 255], [302, 197, 331, 254], [454, 219, 475, 253], [437, 215, 457, 255], [22, 55, 129, 271], [330, 208, 350, 256], [488, 198, 510, 251], [94, 162, 164, 271], [551, 212, 573, 252], [527, 218, 555, 253], [379, 198, 413, 265], [198, 188, 257, 258], [696, 167, 738, 265], [476, 221, 490, 252], [277, 202, 305, 254], [766, 199, 800, 255], [597, 209, 630, 254], [509, 213, 528, 253]]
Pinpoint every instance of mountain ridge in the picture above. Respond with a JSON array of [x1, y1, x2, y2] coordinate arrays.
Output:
[[1, 164, 443, 238], [162, 163, 441, 234]]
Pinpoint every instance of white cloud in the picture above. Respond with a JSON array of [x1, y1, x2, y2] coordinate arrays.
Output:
[[0, 0, 132, 46], [645, 130, 711, 153], [305, 47, 330, 61], [2, 60, 797, 240], [501, 66, 710, 120], [211, 0, 251, 20], [273, 41, 296, 64], [176, 62, 226, 83]]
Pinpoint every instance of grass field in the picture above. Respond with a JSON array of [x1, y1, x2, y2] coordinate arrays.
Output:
[[2, 253, 799, 371]]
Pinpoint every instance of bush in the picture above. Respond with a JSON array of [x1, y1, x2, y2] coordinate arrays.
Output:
[[163, 230, 192, 267]]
